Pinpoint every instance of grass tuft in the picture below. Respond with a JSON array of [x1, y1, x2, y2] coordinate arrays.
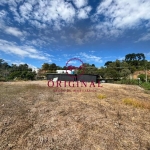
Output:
[[122, 98, 150, 110], [97, 94, 106, 99]]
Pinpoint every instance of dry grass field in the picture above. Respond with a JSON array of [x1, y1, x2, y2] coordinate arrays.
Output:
[[0, 81, 150, 150]]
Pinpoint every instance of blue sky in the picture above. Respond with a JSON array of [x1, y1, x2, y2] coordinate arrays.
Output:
[[0, 0, 150, 70]]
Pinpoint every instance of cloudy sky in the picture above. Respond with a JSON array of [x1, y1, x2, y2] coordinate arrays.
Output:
[[0, 0, 150, 69]]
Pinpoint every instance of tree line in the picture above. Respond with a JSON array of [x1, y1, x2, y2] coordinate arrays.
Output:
[[0, 53, 150, 81], [39, 53, 150, 80], [0, 59, 36, 81]]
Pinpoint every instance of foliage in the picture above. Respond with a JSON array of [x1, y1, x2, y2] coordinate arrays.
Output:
[[77, 63, 98, 75], [0, 52, 149, 82], [120, 69, 131, 78], [42, 63, 62, 71], [104, 61, 112, 67], [138, 74, 146, 82], [141, 82, 150, 90], [0, 59, 36, 81], [118, 79, 139, 85], [125, 53, 145, 68], [105, 68, 120, 79], [97, 67, 106, 78]]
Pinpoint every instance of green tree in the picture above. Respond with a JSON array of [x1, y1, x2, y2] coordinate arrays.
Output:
[[50, 63, 57, 71], [97, 67, 106, 78], [92, 64, 95, 67], [105, 68, 120, 79], [104, 61, 112, 67], [42, 63, 50, 70], [26, 71, 36, 80], [138, 74, 145, 82], [120, 69, 131, 79], [125, 53, 145, 68]]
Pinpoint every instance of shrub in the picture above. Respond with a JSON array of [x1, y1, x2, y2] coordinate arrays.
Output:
[[119, 79, 139, 85], [0, 77, 6, 82], [138, 74, 145, 82], [141, 82, 150, 90]]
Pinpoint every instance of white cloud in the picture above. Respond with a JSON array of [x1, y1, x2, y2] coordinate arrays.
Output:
[[0, 10, 26, 38], [118, 57, 125, 61], [28, 64, 39, 73], [89, 50, 95, 53], [19, 2, 33, 21], [0, 0, 92, 30], [0, 10, 7, 28], [67, 61, 77, 65], [73, 0, 88, 8], [77, 6, 92, 19], [80, 52, 103, 63], [0, 10, 7, 19], [136, 33, 150, 42], [145, 52, 150, 57], [5, 27, 23, 37], [0, 39, 51, 60], [94, 0, 150, 36], [18, 0, 76, 29], [70, 30, 85, 45], [84, 31, 96, 41]]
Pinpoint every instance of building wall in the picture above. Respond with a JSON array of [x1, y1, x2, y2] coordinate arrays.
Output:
[[77, 75, 98, 83], [46, 74, 98, 83], [47, 74, 76, 81]]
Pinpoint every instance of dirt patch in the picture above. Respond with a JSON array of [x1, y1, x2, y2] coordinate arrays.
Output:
[[0, 81, 150, 150]]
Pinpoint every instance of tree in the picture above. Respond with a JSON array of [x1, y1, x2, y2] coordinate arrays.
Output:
[[125, 53, 145, 68], [92, 64, 95, 67], [138, 74, 145, 82], [97, 67, 106, 78], [120, 69, 131, 79], [26, 71, 36, 80], [42, 63, 50, 70], [105, 68, 120, 79], [0, 59, 10, 80], [104, 61, 112, 67], [50, 63, 57, 70]]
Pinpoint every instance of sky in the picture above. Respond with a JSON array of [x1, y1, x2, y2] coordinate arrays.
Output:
[[0, 0, 150, 70]]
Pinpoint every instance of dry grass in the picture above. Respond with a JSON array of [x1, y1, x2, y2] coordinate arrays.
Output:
[[0, 81, 150, 150], [97, 94, 106, 99], [122, 98, 150, 110]]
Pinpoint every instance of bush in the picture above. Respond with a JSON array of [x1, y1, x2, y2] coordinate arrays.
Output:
[[141, 82, 150, 90], [138, 74, 145, 82], [0, 77, 6, 82], [119, 79, 139, 85]]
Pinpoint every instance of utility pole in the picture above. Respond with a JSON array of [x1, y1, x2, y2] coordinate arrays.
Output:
[[144, 60, 148, 83], [145, 66, 148, 83]]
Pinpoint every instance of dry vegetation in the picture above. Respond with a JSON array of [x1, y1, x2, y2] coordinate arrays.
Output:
[[122, 98, 150, 110], [0, 81, 150, 150]]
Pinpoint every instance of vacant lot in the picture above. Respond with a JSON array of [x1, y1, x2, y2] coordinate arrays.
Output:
[[0, 81, 150, 150]]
